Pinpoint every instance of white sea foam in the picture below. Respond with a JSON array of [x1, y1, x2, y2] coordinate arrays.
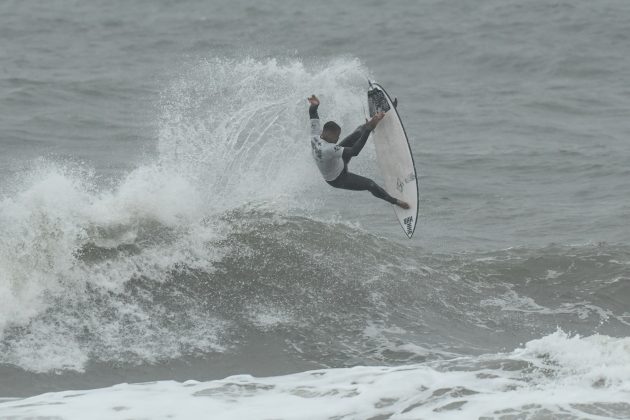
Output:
[[156, 56, 373, 213], [0, 57, 374, 373], [481, 288, 629, 327], [1, 331, 628, 419], [0, 159, 229, 371]]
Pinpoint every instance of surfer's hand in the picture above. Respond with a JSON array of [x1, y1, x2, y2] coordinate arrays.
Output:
[[366, 111, 385, 129], [307, 95, 319, 107]]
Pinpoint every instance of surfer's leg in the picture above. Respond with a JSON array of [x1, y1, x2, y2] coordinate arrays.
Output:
[[328, 171, 398, 205]]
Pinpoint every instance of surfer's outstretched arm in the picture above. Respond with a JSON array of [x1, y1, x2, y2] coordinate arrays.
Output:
[[309, 102, 319, 119], [308, 95, 320, 134], [341, 127, 371, 159], [338, 124, 369, 148], [340, 111, 385, 159]]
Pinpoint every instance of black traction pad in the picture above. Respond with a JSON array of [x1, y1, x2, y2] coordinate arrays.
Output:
[[368, 87, 390, 117]]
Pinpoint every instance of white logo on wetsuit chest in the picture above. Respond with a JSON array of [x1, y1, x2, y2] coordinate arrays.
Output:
[[311, 140, 322, 159]]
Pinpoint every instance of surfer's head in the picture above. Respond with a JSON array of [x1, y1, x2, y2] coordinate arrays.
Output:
[[321, 121, 341, 143]]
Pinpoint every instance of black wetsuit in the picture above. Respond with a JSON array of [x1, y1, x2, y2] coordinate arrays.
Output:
[[309, 104, 397, 205]]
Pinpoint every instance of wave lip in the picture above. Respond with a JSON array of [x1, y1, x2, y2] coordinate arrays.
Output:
[[1, 330, 629, 419]]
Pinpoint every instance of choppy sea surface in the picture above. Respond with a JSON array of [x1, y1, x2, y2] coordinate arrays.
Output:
[[1, 1, 629, 418]]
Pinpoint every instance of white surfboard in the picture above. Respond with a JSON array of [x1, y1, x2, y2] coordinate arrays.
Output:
[[367, 81, 418, 238]]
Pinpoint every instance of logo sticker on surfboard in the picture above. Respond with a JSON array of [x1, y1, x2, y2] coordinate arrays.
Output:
[[396, 178, 404, 192], [403, 216, 414, 235]]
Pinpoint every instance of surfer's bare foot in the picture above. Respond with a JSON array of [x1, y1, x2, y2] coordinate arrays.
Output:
[[396, 199, 410, 209]]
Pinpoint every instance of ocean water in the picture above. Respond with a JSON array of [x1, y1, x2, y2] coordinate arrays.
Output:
[[1, 0, 630, 419]]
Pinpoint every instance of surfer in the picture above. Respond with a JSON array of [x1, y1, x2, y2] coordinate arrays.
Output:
[[307, 95, 409, 209]]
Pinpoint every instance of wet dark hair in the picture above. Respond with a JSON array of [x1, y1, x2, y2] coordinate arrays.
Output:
[[323, 121, 341, 133]]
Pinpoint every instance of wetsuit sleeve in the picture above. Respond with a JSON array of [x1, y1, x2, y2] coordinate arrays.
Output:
[[309, 104, 320, 136], [341, 125, 372, 159], [309, 104, 319, 119]]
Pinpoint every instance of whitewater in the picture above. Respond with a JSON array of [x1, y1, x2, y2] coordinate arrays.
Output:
[[2, 332, 630, 419]]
